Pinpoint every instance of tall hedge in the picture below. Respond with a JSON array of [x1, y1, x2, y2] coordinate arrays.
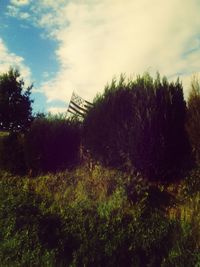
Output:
[[186, 75, 200, 164], [83, 74, 191, 182], [0, 133, 26, 174], [24, 116, 81, 174]]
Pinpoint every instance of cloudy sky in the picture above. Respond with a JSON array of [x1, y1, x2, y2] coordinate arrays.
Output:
[[0, 0, 200, 114]]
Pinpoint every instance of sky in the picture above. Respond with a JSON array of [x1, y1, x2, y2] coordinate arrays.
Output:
[[0, 0, 200, 114]]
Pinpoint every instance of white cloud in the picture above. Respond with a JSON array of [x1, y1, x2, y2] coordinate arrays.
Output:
[[6, 5, 19, 17], [7, 5, 30, 20], [19, 12, 30, 19], [42, 71, 50, 78], [47, 106, 67, 114], [0, 38, 31, 84], [10, 0, 30, 6], [7, 0, 200, 103]]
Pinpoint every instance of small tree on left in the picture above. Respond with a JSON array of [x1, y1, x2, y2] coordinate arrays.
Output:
[[0, 68, 33, 133], [0, 68, 33, 174]]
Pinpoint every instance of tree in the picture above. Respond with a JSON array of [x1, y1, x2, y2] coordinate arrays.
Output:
[[186, 75, 200, 164], [83, 76, 134, 168], [0, 68, 33, 132], [83, 73, 191, 182]]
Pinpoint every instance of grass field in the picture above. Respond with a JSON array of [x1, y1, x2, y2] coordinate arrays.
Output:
[[0, 165, 199, 266]]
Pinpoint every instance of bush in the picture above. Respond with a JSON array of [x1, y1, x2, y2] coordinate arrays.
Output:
[[0, 175, 55, 266], [184, 166, 200, 196], [84, 73, 191, 182], [0, 168, 199, 266], [186, 75, 200, 164], [0, 133, 26, 174], [24, 115, 81, 174], [0, 173, 81, 266], [0, 115, 81, 175], [161, 221, 200, 267]]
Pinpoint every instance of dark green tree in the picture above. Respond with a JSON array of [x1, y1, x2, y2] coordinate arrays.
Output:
[[83, 76, 134, 168], [0, 68, 33, 132], [186, 75, 200, 164], [83, 73, 191, 182]]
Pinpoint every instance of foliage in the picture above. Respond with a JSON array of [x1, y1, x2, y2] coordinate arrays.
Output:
[[186, 75, 200, 164], [0, 166, 199, 266], [0, 68, 199, 266], [161, 220, 200, 267], [0, 174, 55, 266], [84, 73, 191, 182], [24, 115, 81, 174], [0, 114, 81, 175], [0, 133, 26, 174], [0, 68, 33, 133], [183, 166, 200, 196]]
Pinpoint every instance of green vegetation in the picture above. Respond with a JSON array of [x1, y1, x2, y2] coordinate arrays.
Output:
[[0, 69, 199, 266], [0, 114, 81, 175], [83, 74, 191, 182], [186, 75, 200, 164], [0, 166, 199, 266], [24, 115, 81, 174], [0, 68, 33, 133], [0, 131, 9, 137]]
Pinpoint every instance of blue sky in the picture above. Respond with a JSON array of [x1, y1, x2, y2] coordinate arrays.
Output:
[[0, 0, 200, 114]]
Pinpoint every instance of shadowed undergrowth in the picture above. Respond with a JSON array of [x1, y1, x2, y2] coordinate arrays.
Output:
[[0, 165, 199, 267]]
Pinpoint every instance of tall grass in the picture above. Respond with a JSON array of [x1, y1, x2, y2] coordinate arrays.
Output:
[[0, 165, 199, 266]]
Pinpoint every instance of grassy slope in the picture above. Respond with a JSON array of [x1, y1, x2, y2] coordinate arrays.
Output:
[[0, 165, 199, 266]]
